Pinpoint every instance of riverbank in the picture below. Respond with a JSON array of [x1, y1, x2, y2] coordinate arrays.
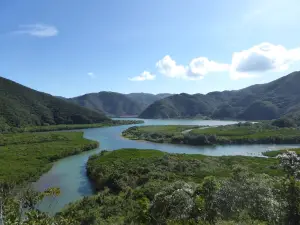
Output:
[[3, 119, 144, 133], [263, 148, 300, 157], [122, 123, 300, 146], [0, 132, 99, 185]]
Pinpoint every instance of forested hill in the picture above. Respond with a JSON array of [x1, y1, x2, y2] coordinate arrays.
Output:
[[126, 92, 172, 109], [0, 77, 109, 131], [70, 92, 143, 117], [139, 71, 300, 120], [71, 92, 172, 117]]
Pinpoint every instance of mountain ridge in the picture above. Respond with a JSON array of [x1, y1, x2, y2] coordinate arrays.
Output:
[[0, 76, 109, 131], [70, 92, 172, 117], [139, 71, 300, 120]]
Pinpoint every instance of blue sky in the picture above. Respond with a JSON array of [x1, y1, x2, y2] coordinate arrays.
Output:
[[1, 0, 300, 97]]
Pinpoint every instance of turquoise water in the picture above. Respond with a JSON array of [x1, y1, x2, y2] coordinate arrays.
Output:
[[34, 119, 300, 214]]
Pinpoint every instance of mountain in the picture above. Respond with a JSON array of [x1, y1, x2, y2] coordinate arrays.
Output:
[[126, 93, 173, 109], [0, 77, 109, 130], [71, 92, 172, 117], [70, 92, 143, 117], [139, 71, 300, 120]]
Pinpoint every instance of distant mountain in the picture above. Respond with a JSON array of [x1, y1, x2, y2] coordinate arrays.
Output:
[[126, 93, 173, 109], [0, 77, 109, 131], [71, 92, 172, 117], [139, 71, 300, 120], [70, 92, 143, 117]]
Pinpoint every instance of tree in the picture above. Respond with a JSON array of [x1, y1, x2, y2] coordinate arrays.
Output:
[[196, 176, 219, 224], [149, 181, 197, 224], [0, 183, 75, 225], [215, 166, 280, 223], [278, 151, 300, 225]]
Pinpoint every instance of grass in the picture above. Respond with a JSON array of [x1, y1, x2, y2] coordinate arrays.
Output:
[[0, 132, 99, 184]]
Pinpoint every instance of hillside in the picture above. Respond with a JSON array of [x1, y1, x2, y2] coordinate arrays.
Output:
[[126, 92, 172, 109], [70, 92, 143, 117], [0, 77, 109, 131], [71, 92, 172, 117], [139, 71, 300, 120]]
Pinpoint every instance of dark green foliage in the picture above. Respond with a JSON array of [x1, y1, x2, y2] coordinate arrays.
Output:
[[272, 117, 296, 128], [0, 76, 109, 131], [61, 149, 285, 224], [139, 71, 300, 120], [10, 119, 143, 133], [123, 123, 300, 146], [86, 149, 281, 193], [283, 177, 300, 225], [139, 93, 218, 119], [238, 101, 279, 120], [0, 132, 99, 184]]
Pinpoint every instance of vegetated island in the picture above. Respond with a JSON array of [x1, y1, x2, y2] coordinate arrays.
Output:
[[58, 148, 299, 224], [0, 132, 99, 185], [122, 121, 300, 146]]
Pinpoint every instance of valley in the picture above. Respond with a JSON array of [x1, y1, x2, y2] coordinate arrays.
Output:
[[2, 73, 300, 224]]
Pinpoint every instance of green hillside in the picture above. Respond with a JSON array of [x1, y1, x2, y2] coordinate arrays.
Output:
[[140, 71, 300, 120], [0, 77, 109, 131], [126, 92, 172, 109], [71, 92, 172, 117], [70, 91, 143, 117]]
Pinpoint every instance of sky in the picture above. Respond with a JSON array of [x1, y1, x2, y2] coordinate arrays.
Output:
[[1, 0, 300, 97]]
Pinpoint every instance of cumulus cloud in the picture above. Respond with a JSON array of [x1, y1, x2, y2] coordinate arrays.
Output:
[[87, 72, 96, 79], [129, 71, 156, 81], [14, 24, 58, 37], [230, 43, 300, 79], [156, 56, 187, 79], [156, 55, 229, 80]]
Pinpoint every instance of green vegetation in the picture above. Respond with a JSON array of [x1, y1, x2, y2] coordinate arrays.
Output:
[[0, 132, 98, 184], [127, 93, 172, 109], [0, 186, 77, 224], [86, 149, 281, 190], [139, 71, 300, 121], [70, 91, 143, 117], [0, 76, 109, 132], [70, 92, 172, 117], [122, 125, 199, 143], [5, 119, 143, 133], [123, 123, 300, 145], [59, 148, 300, 224]]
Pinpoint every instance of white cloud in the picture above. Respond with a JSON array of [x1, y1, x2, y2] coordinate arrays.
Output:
[[14, 24, 58, 37], [230, 43, 300, 79], [156, 55, 187, 79], [129, 71, 156, 81], [156, 55, 229, 80], [87, 72, 96, 79]]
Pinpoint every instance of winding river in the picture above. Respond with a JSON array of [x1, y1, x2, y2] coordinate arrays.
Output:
[[34, 119, 300, 214]]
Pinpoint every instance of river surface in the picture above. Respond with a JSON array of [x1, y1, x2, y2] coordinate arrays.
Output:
[[34, 119, 300, 214]]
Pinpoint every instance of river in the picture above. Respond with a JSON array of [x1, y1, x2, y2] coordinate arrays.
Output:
[[34, 119, 300, 214]]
